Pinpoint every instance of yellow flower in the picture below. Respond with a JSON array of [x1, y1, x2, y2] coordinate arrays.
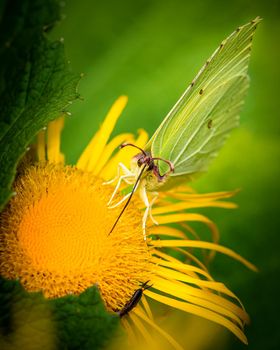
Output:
[[0, 96, 256, 349]]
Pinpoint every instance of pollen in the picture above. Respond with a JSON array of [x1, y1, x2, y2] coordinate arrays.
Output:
[[0, 163, 153, 311]]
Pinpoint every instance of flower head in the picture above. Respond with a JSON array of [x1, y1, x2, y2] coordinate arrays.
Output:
[[0, 96, 256, 348]]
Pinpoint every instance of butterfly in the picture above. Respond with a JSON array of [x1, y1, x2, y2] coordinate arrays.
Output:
[[107, 17, 261, 239]]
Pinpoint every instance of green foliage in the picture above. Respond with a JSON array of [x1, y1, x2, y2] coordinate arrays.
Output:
[[0, 2, 120, 349], [0, 0, 80, 210], [0, 278, 119, 350], [51, 286, 120, 350]]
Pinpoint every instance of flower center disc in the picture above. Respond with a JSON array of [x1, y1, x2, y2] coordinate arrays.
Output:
[[0, 165, 152, 304], [19, 184, 108, 273]]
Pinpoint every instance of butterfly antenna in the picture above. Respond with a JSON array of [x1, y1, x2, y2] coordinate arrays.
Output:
[[152, 157, 175, 175], [120, 143, 147, 156], [108, 164, 147, 235]]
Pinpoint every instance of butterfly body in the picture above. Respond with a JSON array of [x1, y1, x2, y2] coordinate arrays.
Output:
[[130, 151, 170, 191]]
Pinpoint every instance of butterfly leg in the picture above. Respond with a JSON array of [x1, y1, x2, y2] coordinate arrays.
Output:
[[105, 163, 135, 206], [108, 178, 141, 208], [140, 188, 159, 240], [103, 162, 133, 185], [149, 193, 159, 226], [107, 173, 135, 206], [139, 183, 152, 241], [108, 192, 131, 208]]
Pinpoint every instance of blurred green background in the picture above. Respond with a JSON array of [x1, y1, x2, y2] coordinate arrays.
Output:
[[49, 0, 279, 349]]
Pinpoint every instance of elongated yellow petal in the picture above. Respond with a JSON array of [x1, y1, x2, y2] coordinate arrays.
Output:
[[152, 201, 237, 215], [77, 96, 128, 171], [149, 226, 186, 239], [145, 290, 248, 344], [101, 134, 135, 180], [180, 222, 202, 240], [153, 259, 237, 297], [134, 128, 149, 149], [150, 222, 212, 265], [133, 307, 184, 350], [165, 190, 239, 202], [152, 256, 204, 282], [152, 276, 248, 327], [37, 131, 46, 162], [140, 295, 154, 321], [121, 318, 137, 345], [174, 247, 211, 272], [153, 249, 211, 278], [129, 312, 156, 346], [102, 129, 149, 180], [77, 130, 100, 170], [93, 133, 133, 175], [150, 223, 203, 242], [47, 117, 65, 164], [153, 213, 219, 244], [166, 185, 196, 193], [151, 240, 257, 272]]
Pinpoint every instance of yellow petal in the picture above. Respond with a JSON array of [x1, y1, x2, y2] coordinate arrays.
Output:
[[129, 312, 156, 346], [145, 289, 248, 344], [153, 249, 211, 278], [149, 226, 186, 239], [47, 117, 65, 164], [149, 223, 206, 243], [102, 129, 149, 180], [77, 96, 128, 171], [133, 307, 184, 350], [37, 131, 46, 162], [152, 201, 237, 215], [153, 213, 219, 244], [93, 133, 133, 175], [176, 246, 213, 273], [166, 185, 196, 193], [101, 134, 135, 180], [152, 275, 247, 327], [121, 317, 137, 344], [140, 295, 154, 322], [135, 129, 149, 148], [165, 190, 239, 202], [153, 259, 237, 298], [151, 240, 257, 272]]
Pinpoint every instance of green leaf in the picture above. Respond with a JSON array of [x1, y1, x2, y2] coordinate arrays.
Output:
[[0, 278, 120, 350], [0, 2, 120, 348], [0, 0, 81, 210]]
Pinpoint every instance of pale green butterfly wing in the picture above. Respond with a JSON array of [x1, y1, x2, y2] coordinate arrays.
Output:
[[146, 18, 261, 180]]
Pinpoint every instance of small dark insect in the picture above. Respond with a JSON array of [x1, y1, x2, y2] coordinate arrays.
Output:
[[207, 119, 213, 129], [117, 281, 152, 317], [199, 88, 204, 95]]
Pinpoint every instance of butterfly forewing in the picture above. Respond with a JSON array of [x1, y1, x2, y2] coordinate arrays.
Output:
[[148, 18, 260, 176]]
